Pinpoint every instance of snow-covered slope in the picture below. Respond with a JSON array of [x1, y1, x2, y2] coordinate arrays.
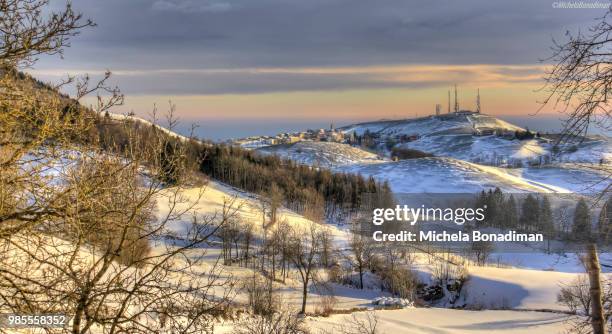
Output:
[[337, 157, 570, 193], [402, 134, 611, 166], [105, 112, 198, 143], [557, 135, 612, 163], [156, 180, 348, 242], [256, 141, 386, 167]]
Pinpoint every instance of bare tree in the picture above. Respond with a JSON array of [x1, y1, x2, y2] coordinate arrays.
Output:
[[319, 228, 335, 269], [541, 9, 612, 147], [542, 9, 612, 333], [0, 1, 239, 333], [288, 224, 325, 314], [240, 220, 255, 268], [0, 0, 94, 67], [348, 226, 374, 290], [471, 240, 494, 266], [275, 219, 292, 283], [268, 183, 284, 224], [558, 274, 612, 333], [2, 118, 241, 333]]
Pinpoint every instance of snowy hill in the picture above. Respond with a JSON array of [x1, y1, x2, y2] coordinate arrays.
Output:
[[341, 113, 524, 137], [341, 113, 610, 166], [256, 141, 387, 167]]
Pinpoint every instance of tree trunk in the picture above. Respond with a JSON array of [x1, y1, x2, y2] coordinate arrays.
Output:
[[359, 265, 364, 290], [272, 244, 276, 280], [587, 243, 606, 334], [300, 280, 308, 314]]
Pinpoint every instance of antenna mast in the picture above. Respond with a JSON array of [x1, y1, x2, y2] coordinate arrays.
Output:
[[454, 84, 459, 112]]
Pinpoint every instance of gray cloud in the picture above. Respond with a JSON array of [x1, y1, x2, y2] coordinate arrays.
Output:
[[36, 0, 609, 94], [152, 0, 233, 13]]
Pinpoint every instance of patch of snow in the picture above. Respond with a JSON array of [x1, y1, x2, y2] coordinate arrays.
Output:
[[372, 297, 413, 308], [105, 112, 197, 143]]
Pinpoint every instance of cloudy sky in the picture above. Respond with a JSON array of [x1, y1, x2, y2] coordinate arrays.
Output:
[[31, 0, 611, 136]]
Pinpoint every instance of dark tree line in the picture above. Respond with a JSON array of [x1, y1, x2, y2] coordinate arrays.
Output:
[[347, 129, 379, 149], [474, 187, 612, 244], [199, 144, 393, 220], [475, 188, 554, 237]]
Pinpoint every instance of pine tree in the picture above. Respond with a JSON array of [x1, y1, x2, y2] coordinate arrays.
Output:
[[159, 139, 182, 184], [520, 195, 539, 232], [573, 198, 592, 241], [597, 196, 611, 242], [539, 196, 554, 234], [474, 190, 488, 227], [539, 196, 554, 252], [502, 195, 518, 229], [488, 187, 504, 227]]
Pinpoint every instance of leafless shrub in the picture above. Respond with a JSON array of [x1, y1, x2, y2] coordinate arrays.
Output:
[[232, 310, 309, 334], [243, 273, 280, 316], [559, 275, 594, 316], [312, 274, 337, 316], [334, 311, 379, 334], [380, 266, 418, 300], [431, 259, 469, 284], [314, 295, 338, 317], [470, 240, 494, 266], [558, 275, 612, 334]]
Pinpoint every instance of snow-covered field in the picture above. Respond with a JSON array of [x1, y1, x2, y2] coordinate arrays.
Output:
[[155, 181, 606, 333], [306, 308, 571, 334], [256, 141, 387, 167]]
